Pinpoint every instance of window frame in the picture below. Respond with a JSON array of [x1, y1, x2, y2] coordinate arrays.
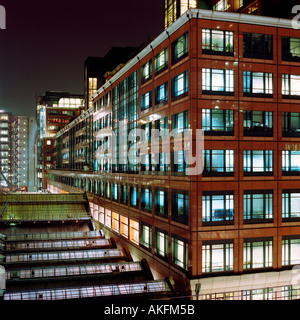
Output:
[[243, 190, 273, 223], [243, 71, 273, 97], [202, 28, 234, 56], [243, 150, 273, 176], [202, 68, 234, 95], [171, 32, 189, 65], [202, 191, 234, 225]]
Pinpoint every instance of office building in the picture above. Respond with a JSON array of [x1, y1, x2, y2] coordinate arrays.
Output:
[[164, 0, 299, 29], [46, 7, 300, 299], [35, 92, 84, 189]]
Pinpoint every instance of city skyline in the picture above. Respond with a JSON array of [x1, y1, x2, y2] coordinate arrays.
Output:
[[0, 0, 164, 117]]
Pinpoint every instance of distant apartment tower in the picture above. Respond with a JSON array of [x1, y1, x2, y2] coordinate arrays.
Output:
[[164, 0, 299, 29], [36, 92, 84, 189], [0, 112, 18, 191], [17, 115, 36, 192]]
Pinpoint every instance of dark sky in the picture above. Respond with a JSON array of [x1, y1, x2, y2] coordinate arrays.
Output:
[[0, 0, 164, 117]]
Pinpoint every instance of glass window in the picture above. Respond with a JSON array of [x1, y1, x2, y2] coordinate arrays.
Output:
[[141, 223, 152, 249], [171, 71, 189, 100], [171, 190, 189, 225], [171, 110, 188, 134], [171, 32, 188, 64], [120, 215, 129, 238], [171, 150, 188, 175], [120, 185, 128, 205], [202, 29, 234, 55], [202, 150, 234, 176], [282, 37, 300, 62], [130, 186, 139, 208], [154, 47, 168, 74], [243, 72, 273, 97], [243, 191, 273, 222], [141, 187, 152, 212], [243, 111, 273, 137], [243, 238, 273, 270], [155, 229, 168, 259], [155, 82, 168, 106], [129, 219, 139, 245], [155, 188, 168, 217], [171, 236, 188, 270], [282, 237, 300, 266], [243, 150, 273, 175], [141, 91, 152, 112], [282, 112, 300, 137], [282, 151, 300, 174], [112, 183, 118, 201], [282, 74, 300, 98], [154, 152, 169, 173], [202, 108, 234, 136], [213, 0, 227, 11], [282, 191, 300, 219], [141, 60, 152, 83], [202, 68, 234, 94], [202, 241, 234, 273], [243, 33, 273, 59], [202, 192, 234, 224]]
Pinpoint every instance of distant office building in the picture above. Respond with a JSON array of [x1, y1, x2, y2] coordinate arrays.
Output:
[[164, 0, 299, 29], [35, 92, 84, 189], [17, 115, 36, 192], [84, 47, 142, 110]]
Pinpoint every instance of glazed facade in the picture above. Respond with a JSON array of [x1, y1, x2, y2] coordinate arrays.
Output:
[[48, 9, 300, 297]]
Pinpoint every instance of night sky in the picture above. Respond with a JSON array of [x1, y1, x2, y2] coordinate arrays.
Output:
[[0, 0, 164, 117]]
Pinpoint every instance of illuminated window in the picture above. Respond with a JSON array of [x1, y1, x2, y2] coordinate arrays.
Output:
[[105, 209, 111, 229], [202, 192, 234, 224], [141, 91, 152, 112], [202, 241, 234, 273], [112, 212, 119, 233], [155, 228, 168, 258], [202, 29, 234, 55], [244, 191, 273, 222], [120, 215, 129, 238], [202, 150, 234, 176], [202, 68, 234, 95], [171, 236, 188, 270], [282, 74, 300, 97], [202, 109, 234, 136], [282, 237, 300, 266], [141, 223, 152, 249], [129, 219, 139, 245], [282, 112, 300, 137], [171, 71, 189, 100], [171, 32, 188, 65], [282, 151, 300, 174], [141, 60, 152, 84], [243, 238, 273, 270], [213, 0, 227, 11], [243, 150, 273, 175], [243, 71, 273, 97], [154, 188, 168, 217], [154, 47, 168, 74], [282, 37, 300, 62]]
